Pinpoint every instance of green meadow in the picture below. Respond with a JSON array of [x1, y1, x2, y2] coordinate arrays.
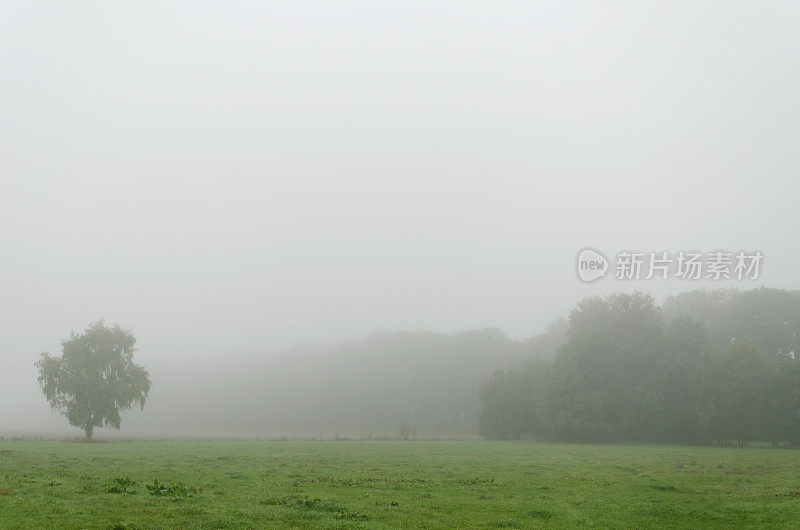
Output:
[[1, 440, 799, 529]]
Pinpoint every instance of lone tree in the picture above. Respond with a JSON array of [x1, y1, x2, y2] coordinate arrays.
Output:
[[36, 321, 151, 440]]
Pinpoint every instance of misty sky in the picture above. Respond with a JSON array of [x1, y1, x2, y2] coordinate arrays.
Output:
[[1, 2, 799, 428]]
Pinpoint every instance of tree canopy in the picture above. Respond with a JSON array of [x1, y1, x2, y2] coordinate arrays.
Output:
[[479, 288, 800, 445], [36, 321, 151, 439]]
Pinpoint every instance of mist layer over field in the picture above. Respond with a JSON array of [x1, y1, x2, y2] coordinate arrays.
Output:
[[2, 2, 799, 439]]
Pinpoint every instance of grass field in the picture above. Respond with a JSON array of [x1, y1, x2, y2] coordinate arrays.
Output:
[[1, 440, 800, 528]]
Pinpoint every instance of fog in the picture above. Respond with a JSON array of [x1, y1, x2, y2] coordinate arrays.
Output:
[[1, 1, 799, 436]]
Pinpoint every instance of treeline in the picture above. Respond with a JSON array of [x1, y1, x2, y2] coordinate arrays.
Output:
[[479, 288, 800, 445], [123, 325, 565, 437]]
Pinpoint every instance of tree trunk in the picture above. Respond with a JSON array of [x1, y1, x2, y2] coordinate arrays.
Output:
[[84, 426, 93, 441]]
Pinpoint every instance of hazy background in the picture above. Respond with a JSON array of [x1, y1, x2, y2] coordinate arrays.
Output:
[[1, 1, 798, 434]]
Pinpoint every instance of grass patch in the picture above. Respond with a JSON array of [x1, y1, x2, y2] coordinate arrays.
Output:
[[104, 477, 137, 494], [1, 440, 800, 528], [145, 479, 198, 497]]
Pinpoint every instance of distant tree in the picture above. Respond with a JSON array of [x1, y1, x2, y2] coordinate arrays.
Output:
[[545, 291, 663, 441], [661, 288, 737, 342], [398, 420, 411, 440], [773, 356, 800, 446], [663, 287, 800, 358], [478, 360, 544, 439], [701, 340, 779, 446], [36, 321, 151, 440], [524, 318, 568, 360], [646, 315, 710, 443], [479, 288, 800, 445]]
